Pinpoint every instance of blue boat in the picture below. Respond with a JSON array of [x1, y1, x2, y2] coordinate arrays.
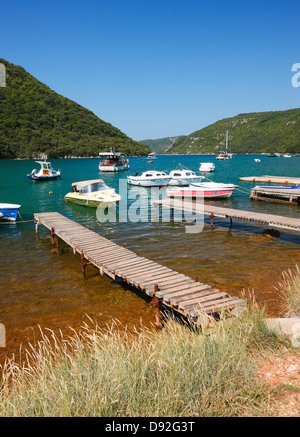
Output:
[[0, 203, 21, 221]]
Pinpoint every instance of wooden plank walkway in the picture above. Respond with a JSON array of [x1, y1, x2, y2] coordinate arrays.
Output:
[[34, 212, 243, 321], [239, 175, 300, 185], [153, 198, 300, 233]]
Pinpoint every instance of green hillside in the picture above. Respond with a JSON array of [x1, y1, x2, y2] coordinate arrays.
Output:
[[0, 59, 150, 159], [140, 136, 185, 154], [167, 109, 300, 155]]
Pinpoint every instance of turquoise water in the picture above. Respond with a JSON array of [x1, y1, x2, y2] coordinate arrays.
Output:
[[1, 155, 300, 357]]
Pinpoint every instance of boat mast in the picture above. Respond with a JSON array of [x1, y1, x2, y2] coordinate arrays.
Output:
[[225, 130, 228, 153]]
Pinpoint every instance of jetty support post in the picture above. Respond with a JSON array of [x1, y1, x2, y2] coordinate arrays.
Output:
[[51, 227, 60, 250], [35, 220, 39, 236], [150, 283, 161, 327], [210, 213, 214, 229], [81, 252, 92, 277]]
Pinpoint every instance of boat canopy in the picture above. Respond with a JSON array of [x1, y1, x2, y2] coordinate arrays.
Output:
[[71, 179, 108, 193], [99, 151, 125, 157], [35, 161, 52, 168], [72, 179, 105, 188]]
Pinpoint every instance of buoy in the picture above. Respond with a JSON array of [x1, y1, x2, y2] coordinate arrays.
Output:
[[147, 161, 153, 164], [49, 191, 53, 195]]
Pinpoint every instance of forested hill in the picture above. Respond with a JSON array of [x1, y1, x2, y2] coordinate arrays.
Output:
[[166, 109, 300, 155], [0, 59, 150, 159], [140, 136, 185, 154]]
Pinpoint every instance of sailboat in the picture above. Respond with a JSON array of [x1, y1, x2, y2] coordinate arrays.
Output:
[[216, 131, 233, 160]]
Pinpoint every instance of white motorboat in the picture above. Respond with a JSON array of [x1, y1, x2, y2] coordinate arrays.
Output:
[[166, 182, 237, 199], [99, 149, 129, 171], [168, 168, 204, 186], [127, 170, 171, 187], [283, 154, 292, 158], [27, 160, 61, 181], [254, 158, 261, 162], [199, 162, 215, 172], [216, 131, 232, 160], [65, 179, 121, 208], [147, 152, 157, 159]]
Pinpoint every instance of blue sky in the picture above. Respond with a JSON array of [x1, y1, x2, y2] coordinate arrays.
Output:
[[1, 0, 300, 140]]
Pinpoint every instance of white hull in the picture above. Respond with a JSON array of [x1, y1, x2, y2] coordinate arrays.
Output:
[[199, 163, 215, 172], [99, 164, 129, 172], [128, 178, 170, 187], [167, 183, 236, 199]]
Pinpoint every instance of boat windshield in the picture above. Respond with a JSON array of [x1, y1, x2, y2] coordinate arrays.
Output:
[[82, 182, 109, 194]]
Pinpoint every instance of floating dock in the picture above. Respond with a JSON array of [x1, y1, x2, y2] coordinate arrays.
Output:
[[152, 199, 300, 233], [239, 175, 300, 185], [34, 212, 243, 323], [250, 186, 300, 205]]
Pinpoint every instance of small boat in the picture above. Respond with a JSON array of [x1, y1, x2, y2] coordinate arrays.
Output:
[[27, 160, 61, 181], [166, 182, 237, 199], [216, 131, 233, 160], [254, 158, 261, 162], [283, 154, 292, 158], [267, 153, 277, 157], [147, 161, 153, 164], [199, 162, 215, 172], [64, 179, 121, 208], [147, 152, 157, 159], [127, 171, 171, 187], [168, 168, 204, 186], [99, 149, 129, 172], [0, 203, 21, 221]]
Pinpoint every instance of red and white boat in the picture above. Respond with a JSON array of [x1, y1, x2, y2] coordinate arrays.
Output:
[[166, 182, 237, 199]]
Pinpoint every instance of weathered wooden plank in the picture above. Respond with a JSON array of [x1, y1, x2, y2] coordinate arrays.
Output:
[[103, 258, 156, 271], [162, 285, 213, 303], [187, 296, 241, 313], [177, 291, 229, 309]]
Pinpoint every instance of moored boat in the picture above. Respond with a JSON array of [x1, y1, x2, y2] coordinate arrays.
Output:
[[98, 149, 129, 172], [168, 168, 204, 186], [127, 171, 171, 187], [216, 131, 232, 160], [27, 160, 61, 181], [199, 162, 215, 172], [147, 152, 157, 159], [64, 179, 121, 208], [166, 182, 237, 199], [0, 203, 21, 221]]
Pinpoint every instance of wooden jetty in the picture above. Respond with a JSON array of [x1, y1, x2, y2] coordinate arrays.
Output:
[[250, 186, 300, 205], [34, 212, 243, 322], [239, 175, 300, 185], [153, 198, 300, 233]]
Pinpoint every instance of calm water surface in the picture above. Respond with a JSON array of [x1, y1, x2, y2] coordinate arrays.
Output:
[[1, 155, 300, 358]]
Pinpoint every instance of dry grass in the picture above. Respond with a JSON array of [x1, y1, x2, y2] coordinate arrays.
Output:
[[1, 285, 299, 417], [278, 265, 300, 317]]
